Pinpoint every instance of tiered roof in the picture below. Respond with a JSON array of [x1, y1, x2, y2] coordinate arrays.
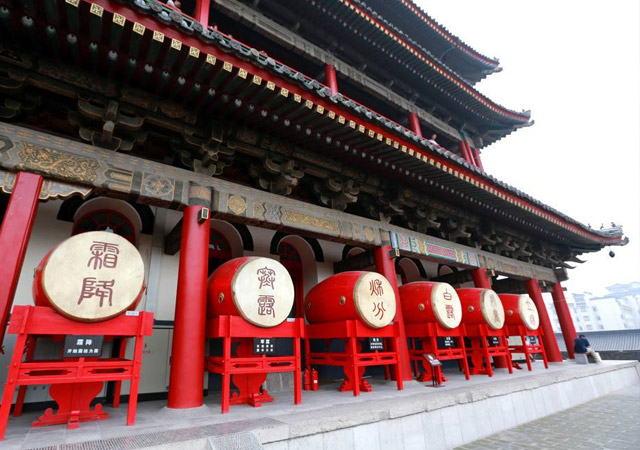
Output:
[[240, 0, 530, 148], [0, 0, 626, 251], [366, 0, 501, 83]]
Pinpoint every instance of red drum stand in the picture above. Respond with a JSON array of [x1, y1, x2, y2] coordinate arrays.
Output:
[[506, 325, 549, 371], [0, 306, 153, 440], [305, 320, 404, 396], [464, 324, 513, 377], [405, 323, 470, 384], [204, 315, 304, 414]]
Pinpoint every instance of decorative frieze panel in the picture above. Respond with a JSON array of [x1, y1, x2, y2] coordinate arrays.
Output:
[[0, 168, 92, 200], [0, 123, 189, 209], [387, 229, 553, 281], [0, 122, 557, 282]]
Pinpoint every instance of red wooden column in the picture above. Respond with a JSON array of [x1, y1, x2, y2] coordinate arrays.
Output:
[[408, 112, 422, 137], [471, 268, 508, 368], [525, 279, 563, 362], [0, 172, 43, 350], [471, 268, 491, 289], [471, 147, 484, 171], [551, 282, 577, 359], [194, 0, 211, 27], [467, 142, 478, 166], [458, 141, 473, 165], [325, 64, 338, 97], [167, 205, 210, 408], [374, 245, 413, 381]]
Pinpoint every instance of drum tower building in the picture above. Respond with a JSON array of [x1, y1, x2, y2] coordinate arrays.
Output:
[[0, 0, 628, 416]]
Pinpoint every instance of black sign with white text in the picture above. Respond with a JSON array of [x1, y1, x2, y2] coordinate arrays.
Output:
[[253, 338, 276, 355], [487, 336, 501, 347], [437, 336, 456, 348], [63, 335, 104, 357], [367, 337, 384, 351]]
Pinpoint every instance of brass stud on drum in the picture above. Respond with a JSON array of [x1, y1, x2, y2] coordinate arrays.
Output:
[[339, 296, 346, 306], [507, 310, 514, 316], [306, 302, 311, 310], [418, 303, 425, 311], [467, 306, 475, 312], [218, 292, 224, 303]]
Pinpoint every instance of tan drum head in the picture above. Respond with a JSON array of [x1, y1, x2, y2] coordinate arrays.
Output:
[[230, 257, 294, 327], [430, 283, 462, 330], [353, 272, 396, 328], [41, 231, 145, 322], [519, 294, 540, 331], [480, 289, 505, 330]]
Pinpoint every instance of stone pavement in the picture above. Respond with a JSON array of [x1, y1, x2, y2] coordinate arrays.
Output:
[[0, 360, 637, 449], [456, 384, 640, 450]]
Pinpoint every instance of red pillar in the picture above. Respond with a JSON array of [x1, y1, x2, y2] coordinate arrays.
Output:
[[167, 206, 210, 408], [471, 268, 508, 368], [471, 147, 484, 171], [374, 246, 413, 381], [465, 141, 478, 166], [551, 282, 577, 359], [526, 279, 563, 362], [0, 172, 42, 350], [458, 141, 473, 165], [408, 112, 422, 137], [325, 64, 338, 97], [194, 0, 211, 27], [471, 267, 492, 289]]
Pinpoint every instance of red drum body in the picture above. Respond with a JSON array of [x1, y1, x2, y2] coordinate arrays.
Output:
[[207, 257, 295, 328], [399, 282, 462, 330], [33, 231, 145, 322], [458, 288, 505, 330], [304, 271, 396, 329], [499, 294, 540, 331], [33, 249, 55, 308]]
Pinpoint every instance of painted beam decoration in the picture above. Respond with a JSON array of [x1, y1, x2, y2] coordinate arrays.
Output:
[[0, 123, 191, 208], [0, 1, 625, 248], [387, 230, 553, 282], [0, 122, 557, 283]]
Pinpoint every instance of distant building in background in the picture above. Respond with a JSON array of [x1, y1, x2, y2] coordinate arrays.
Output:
[[546, 282, 640, 332]]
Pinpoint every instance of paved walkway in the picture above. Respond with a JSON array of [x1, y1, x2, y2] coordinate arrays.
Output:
[[0, 361, 636, 449], [457, 384, 640, 450]]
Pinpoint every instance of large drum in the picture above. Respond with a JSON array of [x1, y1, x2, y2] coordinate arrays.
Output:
[[458, 288, 505, 330], [499, 294, 540, 331], [399, 281, 462, 329], [304, 271, 396, 329], [33, 231, 145, 322], [207, 257, 295, 327]]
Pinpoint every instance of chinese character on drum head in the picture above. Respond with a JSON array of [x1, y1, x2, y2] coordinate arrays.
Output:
[[257, 295, 276, 317], [256, 267, 276, 290], [369, 279, 384, 296], [77, 277, 115, 307], [372, 301, 386, 320], [86, 241, 120, 270], [446, 304, 455, 319]]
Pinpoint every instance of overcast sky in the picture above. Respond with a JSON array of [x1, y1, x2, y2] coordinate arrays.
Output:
[[417, 0, 640, 294]]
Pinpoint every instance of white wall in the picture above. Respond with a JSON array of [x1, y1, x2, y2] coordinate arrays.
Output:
[[0, 200, 75, 403], [4, 200, 494, 402], [12, 199, 73, 307]]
